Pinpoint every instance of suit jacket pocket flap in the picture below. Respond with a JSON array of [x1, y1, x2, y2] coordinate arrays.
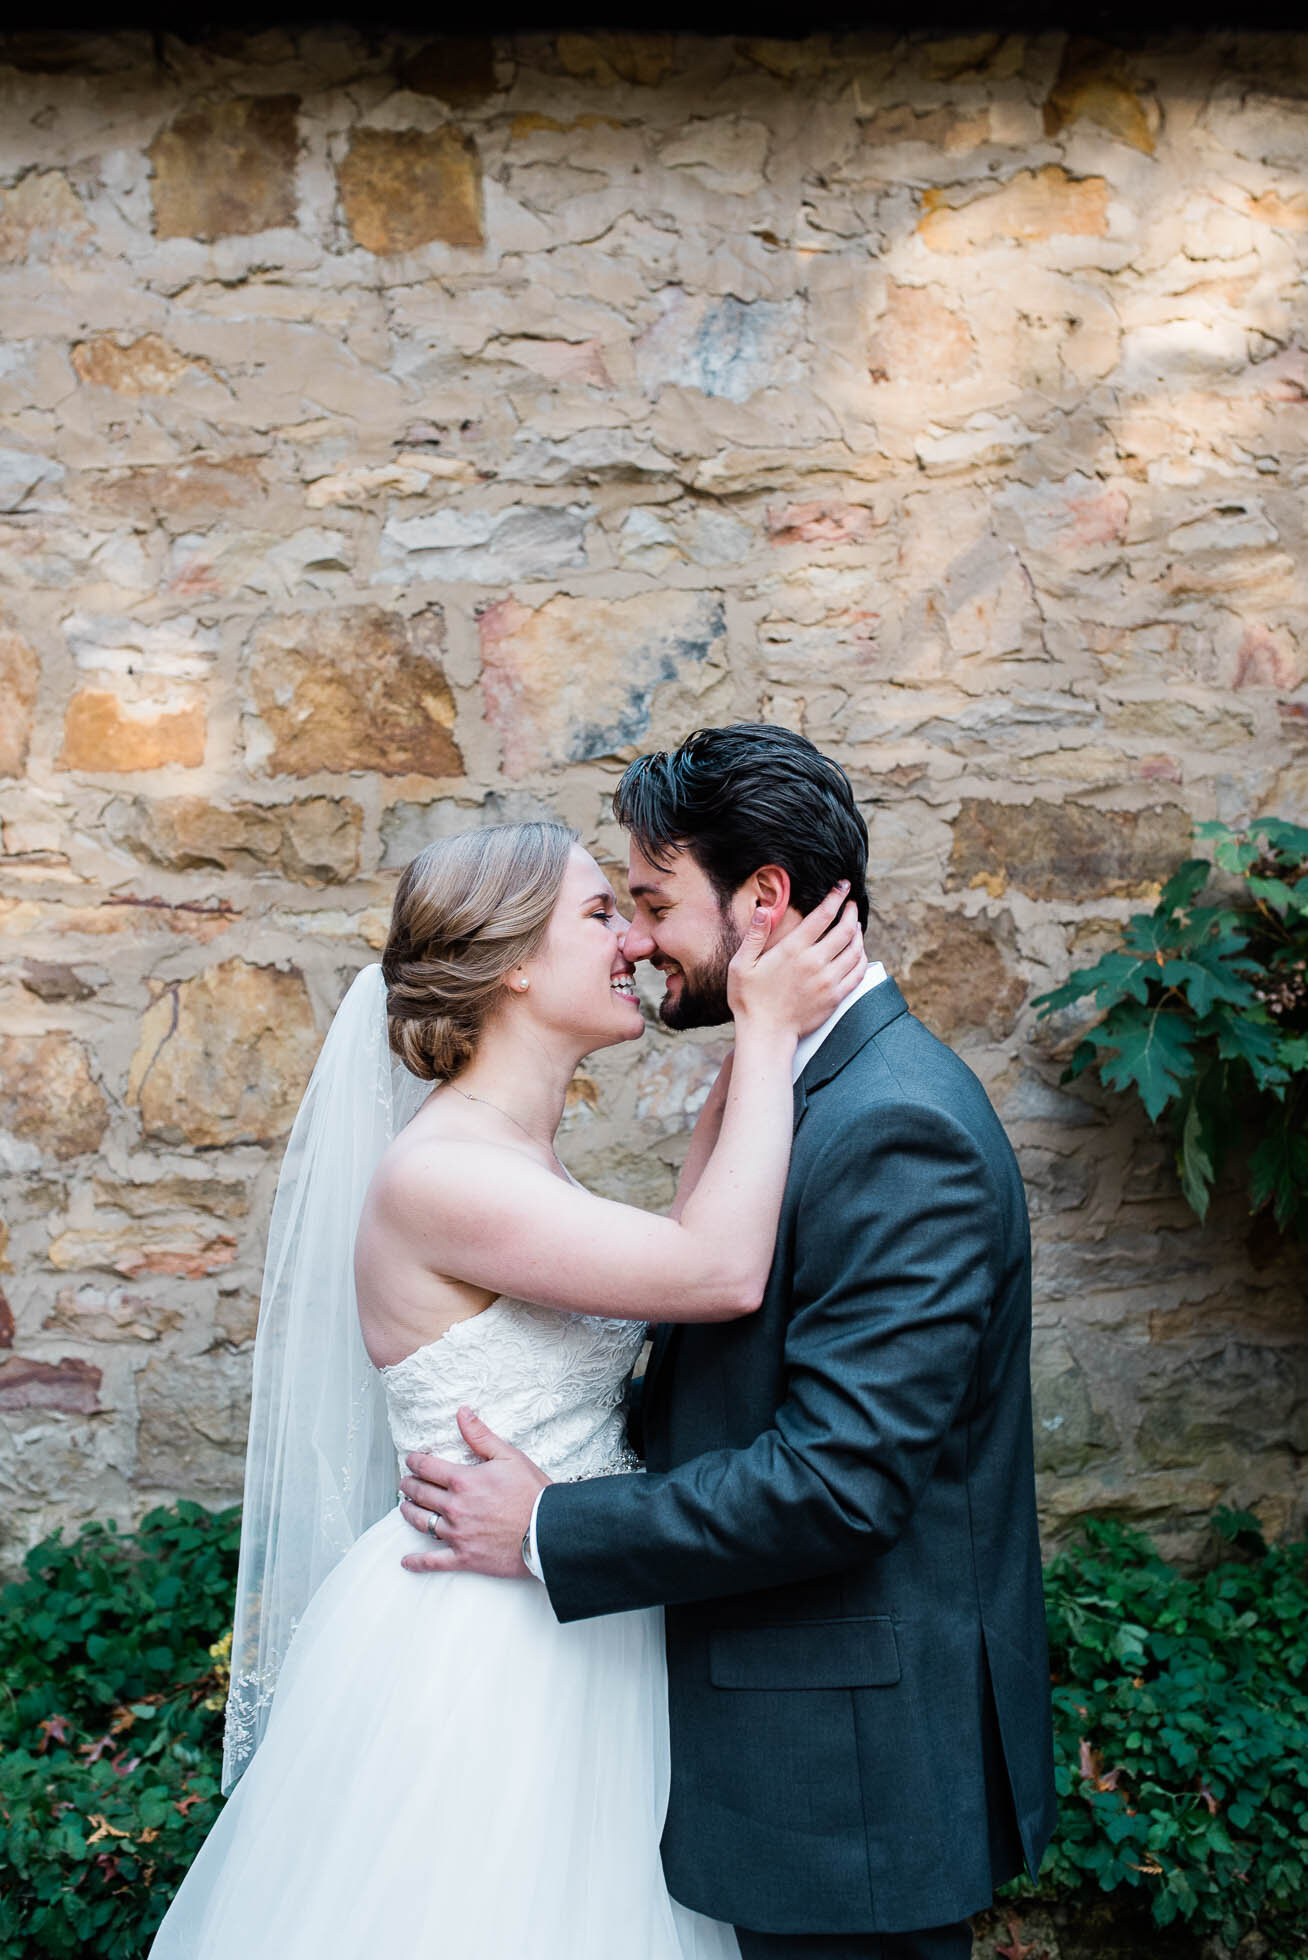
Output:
[[709, 1617, 900, 1690]]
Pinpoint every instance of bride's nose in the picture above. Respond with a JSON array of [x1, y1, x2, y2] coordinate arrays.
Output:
[[619, 915, 654, 962]]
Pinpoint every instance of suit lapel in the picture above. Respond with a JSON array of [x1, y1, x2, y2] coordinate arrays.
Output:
[[644, 982, 909, 1420]]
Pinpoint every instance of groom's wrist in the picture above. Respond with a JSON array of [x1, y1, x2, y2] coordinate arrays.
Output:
[[521, 1488, 547, 1581]]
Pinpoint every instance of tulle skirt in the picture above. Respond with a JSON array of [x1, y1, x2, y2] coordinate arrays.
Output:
[[149, 1506, 740, 1960]]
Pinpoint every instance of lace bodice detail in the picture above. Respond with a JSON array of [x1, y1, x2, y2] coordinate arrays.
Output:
[[380, 1298, 646, 1482]]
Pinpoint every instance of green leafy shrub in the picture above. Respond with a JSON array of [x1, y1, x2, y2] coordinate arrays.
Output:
[[4, 1503, 1306, 1956], [0, 1502, 239, 1959], [1034, 818, 1308, 1236], [1018, 1512, 1308, 1958]]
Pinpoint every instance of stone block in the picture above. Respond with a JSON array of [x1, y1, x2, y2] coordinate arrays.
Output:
[[555, 32, 675, 86], [59, 689, 207, 772], [1135, 1342, 1308, 1469], [1017, 1145, 1093, 1218], [0, 171, 92, 261], [918, 165, 1110, 251], [616, 504, 751, 571], [87, 459, 269, 527], [0, 1035, 109, 1168], [44, 1285, 183, 1344], [859, 103, 990, 152], [247, 607, 460, 779], [92, 1175, 250, 1220], [127, 958, 320, 1147], [765, 501, 885, 548], [1031, 1336, 1120, 1475], [0, 622, 39, 777], [148, 96, 300, 241], [396, 39, 497, 103], [48, 1223, 238, 1279], [659, 119, 770, 195], [1043, 40, 1158, 153], [0, 1355, 101, 1414], [479, 590, 726, 779], [134, 1348, 250, 1492], [107, 794, 363, 884], [947, 798, 1193, 900], [869, 282, 977, 386], [377, 504, 589, 583], [338, 128, 483, 253], [0, 446, 63, 512], [632, 1036, 732, 1132], [900, 910, 1027, 1041], [71, 334, 200, 396], [636, 291, 803, 404]]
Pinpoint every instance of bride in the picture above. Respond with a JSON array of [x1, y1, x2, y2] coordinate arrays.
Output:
[[148, 820, 864, 1960]]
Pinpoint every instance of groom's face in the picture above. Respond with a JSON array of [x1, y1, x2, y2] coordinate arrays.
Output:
[[623, 839, 744, 1030]]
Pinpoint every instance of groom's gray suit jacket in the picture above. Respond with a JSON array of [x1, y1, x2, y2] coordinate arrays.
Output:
[[536, 981, 1057, 1937]]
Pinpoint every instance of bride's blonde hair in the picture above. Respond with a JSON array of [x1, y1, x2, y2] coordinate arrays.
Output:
[[382, 821, 576, 1082]]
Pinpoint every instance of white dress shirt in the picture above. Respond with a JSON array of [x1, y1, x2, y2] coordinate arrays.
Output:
[[522, 961, 889, 1580]]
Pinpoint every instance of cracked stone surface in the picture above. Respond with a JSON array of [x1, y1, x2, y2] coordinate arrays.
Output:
[[0, 26, 1306, 1561]]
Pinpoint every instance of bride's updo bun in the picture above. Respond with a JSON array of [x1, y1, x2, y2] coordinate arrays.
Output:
[[382, 821, 575, 1082]]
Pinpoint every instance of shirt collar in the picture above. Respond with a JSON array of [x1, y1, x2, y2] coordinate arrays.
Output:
[[791, 963, 888, 1084]]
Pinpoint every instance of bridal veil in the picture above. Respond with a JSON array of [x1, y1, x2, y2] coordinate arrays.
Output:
[[222, 964, 431, 1791]]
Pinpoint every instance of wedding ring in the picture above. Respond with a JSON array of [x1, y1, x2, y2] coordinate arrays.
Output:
[[425, 1514, 441, 1539]]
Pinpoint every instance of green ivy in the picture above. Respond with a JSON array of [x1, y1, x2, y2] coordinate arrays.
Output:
[[3, 1504, 1305, 1956], [1034, 818, 1308, 1236], [1008, 1512, 1308, 1958], [0, 1503, 240, 1959]]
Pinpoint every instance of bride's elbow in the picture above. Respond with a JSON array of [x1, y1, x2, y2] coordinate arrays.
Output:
[[707, 1280, 765, 1321]]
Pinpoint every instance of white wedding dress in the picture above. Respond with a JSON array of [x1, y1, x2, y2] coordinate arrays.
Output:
[[149, 1296, 740, 1960]]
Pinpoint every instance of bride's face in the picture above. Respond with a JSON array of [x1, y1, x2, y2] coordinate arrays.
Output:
[[518, 846, 643, 1052]]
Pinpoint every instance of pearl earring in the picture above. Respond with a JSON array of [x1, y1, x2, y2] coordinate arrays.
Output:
[[517, 978, 529, 992]]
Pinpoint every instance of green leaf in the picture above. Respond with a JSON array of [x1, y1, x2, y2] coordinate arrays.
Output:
[[1213, 1011, 1290, 1092], [1094, 1005, 1198, 1120], [1245, 874, 1303, 916], [1158, 956, 1260, 1017], [1159, 858, 1212, 914], [1035, 951, 1152, 1017], [1279, 1034, 1308, 1073], [1178, 1099, 1215, 1220], [1254, 817, 1308, 858]]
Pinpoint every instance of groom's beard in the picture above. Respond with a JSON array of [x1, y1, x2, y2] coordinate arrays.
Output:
[[657, 914, 742, 1030]]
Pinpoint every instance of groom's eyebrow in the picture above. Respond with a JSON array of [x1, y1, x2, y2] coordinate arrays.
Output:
[[628, 878, 665, 899]]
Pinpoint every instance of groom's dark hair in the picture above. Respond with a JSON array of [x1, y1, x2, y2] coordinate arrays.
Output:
[[614, 724, 870, 930]]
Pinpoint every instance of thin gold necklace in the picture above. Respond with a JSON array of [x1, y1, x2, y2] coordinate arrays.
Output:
[[450, 1086, 561, 1164]]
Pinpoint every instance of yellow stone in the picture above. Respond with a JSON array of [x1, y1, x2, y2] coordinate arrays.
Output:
[[0, 623, 39, 777], [128, 958, 320, 1147], [247, 607, 461, 779], [71, 334, 199, 396], [59, 690, 206, 773], [148, 97, 300, 241], [918, 166, 1110, 252], [0, 1035, 110, 1163], [338, 129, 483, 253]]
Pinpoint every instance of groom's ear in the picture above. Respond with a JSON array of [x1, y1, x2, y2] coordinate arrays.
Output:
[[742, 864, 791, 927]]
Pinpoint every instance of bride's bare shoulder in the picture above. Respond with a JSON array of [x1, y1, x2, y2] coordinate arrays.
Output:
[[366, 1114, 540, 1227]]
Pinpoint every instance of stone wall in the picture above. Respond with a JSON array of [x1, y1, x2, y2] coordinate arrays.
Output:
[[1, 26, 1305, 1566]]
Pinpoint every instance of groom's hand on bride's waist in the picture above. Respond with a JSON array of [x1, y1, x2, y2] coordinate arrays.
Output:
[[398, 1408, 550, 1579]]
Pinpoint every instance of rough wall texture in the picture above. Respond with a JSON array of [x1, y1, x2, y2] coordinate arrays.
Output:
[[1, 26, 1305, 1566]]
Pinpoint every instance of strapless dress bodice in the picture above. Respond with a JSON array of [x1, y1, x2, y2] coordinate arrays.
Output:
[[379, 1296, 646, 1482]]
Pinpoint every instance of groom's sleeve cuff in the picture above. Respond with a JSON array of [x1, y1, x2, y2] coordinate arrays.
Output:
[[523, 1488, 547, 1582]]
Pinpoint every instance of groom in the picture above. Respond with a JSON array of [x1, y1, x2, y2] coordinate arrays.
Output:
[[400, 723, 1057, 1959]]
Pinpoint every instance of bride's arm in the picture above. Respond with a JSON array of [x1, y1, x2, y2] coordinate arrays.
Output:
[[381, 887, 864, 1326]]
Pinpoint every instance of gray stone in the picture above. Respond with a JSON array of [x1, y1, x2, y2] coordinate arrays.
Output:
[[377, 504, 590, 583]]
